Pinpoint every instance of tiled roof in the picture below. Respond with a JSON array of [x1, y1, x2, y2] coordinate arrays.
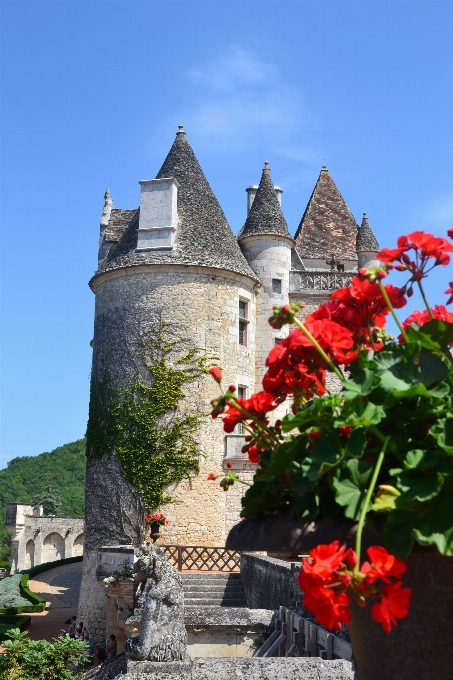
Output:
[[103, 209, 137, 243], [95, 127, 257, 281], [238, 163, 291, 240], [356, 213, 379, 252], [294, 166, 358, 260]]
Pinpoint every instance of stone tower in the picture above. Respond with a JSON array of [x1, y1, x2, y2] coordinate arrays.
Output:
[[238, 162, 293, 389], [79, 129, 380, 643], [79, 127, 259, 642]]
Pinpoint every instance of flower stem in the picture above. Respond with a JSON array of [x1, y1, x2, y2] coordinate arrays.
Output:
[[366, 322, 377, 352], [292, 318, 345, 381], [416, 279, 435, 320], [227, 398, 279, 443], [377, 280, 409, 343], [354, 436, 390, 571]]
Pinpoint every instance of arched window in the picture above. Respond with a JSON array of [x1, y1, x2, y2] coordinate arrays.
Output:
[[42, 532, 65, 562], [72, 533, 84, 557], [24, 539, 35, 569]]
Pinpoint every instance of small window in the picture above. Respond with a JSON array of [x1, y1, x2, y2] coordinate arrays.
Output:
[[236, 387, 247, 433], [239, 299, 248, 346], [272, 279, 282, 294], [274, 338, 282, 345]]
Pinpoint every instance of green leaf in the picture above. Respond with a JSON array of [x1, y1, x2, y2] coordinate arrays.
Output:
[[429, 416, 453, 454], [406, 319, 453, 353], [404, 449, 439, 470], [372, 484, 401, 512], [341, 368, 375, 398], [396, 468, 444, 502], [334, 401, 385, 428], [332, 459, 373, 520], [268, 437, 304, 475], [345, 427, 367, 458], [302, 428, 344, 481], [384, 477, 453, 558]]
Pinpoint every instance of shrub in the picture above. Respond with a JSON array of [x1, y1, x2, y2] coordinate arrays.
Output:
[[0, 628, 89, 679]]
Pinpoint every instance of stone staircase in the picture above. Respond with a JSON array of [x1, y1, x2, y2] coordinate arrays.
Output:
[[182, 572, 247, 607]]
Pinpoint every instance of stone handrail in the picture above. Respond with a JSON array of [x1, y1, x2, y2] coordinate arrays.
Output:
[[289, 271, 354, 294]]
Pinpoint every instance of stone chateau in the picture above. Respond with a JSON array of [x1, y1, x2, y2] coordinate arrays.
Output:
[[78, 126, 379, 641], [6, 503, 84, 573]]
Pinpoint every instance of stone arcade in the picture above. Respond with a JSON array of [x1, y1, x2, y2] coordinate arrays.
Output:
[[79, 125, 379, 645], [5, 503, 84, 573]]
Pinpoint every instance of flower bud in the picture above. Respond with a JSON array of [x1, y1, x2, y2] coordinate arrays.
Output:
[[227, 461, 232, 469], [209, 367, 223, 383], [341, 573, 352, 586], [229, 384, 236, 392]]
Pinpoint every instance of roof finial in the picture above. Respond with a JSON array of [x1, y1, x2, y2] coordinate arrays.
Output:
[[264, 161, 270, 170], [176, 124, 186, 137], [322, 164, 328, 171]]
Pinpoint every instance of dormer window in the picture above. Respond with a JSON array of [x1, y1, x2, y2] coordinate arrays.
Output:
[[136, 177, 179, 251], [239, 299, 249, 346]]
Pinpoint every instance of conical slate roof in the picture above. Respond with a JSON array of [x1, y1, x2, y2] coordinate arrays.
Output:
[[95, 127, 257, 281], [356, 213, 379, 252], [294, 166, 358, 260], [238, 162, 291, 240]]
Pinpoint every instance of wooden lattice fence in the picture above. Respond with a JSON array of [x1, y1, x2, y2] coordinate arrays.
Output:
[[162, 545, 241, 572]]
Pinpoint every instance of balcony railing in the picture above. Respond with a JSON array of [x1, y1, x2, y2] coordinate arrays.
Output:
[[289, 270, 354, 294]]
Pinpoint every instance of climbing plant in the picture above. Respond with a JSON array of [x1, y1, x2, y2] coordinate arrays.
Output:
[[86, 324, 211, 511]]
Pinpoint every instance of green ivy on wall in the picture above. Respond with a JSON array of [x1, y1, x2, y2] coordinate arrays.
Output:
[[86, 325, 211, 511]]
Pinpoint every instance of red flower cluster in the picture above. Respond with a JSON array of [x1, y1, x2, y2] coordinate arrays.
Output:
[[221, 391, 279, 433], [299, 542, 411, 633], [307, 277, 406, 349], [263, 320, 354, 401], [378, 231, 453, 288], [399, 305, 453, 343], [144, 512, 168, 526]]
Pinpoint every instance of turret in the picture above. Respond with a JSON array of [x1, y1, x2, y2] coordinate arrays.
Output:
[[238, 162, 293, 389], [356, 213, 380, 269]]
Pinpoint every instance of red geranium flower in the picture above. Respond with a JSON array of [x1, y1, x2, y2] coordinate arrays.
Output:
[[209, 367, 223, 383], [207, 472, 218, 480], [299, 572, 352, 630], [378, 231, 453, 284], [399, 305, 453, 342], [221, 391, 278, 433], [360, 546, 406, 584], [371, 581, 412, 633], [302, 541, 354, 581], [444, 282, 453, 305]]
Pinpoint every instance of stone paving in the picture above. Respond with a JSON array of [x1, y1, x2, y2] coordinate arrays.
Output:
[[25, 563, 82, 641]]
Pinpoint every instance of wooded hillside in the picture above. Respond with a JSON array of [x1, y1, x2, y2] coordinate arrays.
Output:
[[0, 439, 86, 564]]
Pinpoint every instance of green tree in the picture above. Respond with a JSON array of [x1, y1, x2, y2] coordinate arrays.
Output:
[[32, 485, 61, 516], [0, 628, 88, 679]]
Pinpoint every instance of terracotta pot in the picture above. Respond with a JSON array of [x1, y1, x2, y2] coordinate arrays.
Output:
[[149, 522, 160, 543], [349, 551, 453, 680], [227, 515, 453, 680]]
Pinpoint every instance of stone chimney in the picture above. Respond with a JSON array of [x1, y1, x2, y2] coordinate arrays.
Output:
[[137, 177, 180, 251], [246, 182, 283, 215]]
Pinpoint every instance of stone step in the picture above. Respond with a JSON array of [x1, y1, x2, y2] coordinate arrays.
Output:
[[183, 584, 245, 592], [182, 574, 242, 584], [184, 597, 247, 607]]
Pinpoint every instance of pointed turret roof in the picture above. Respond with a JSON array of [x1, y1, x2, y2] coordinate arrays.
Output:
[[294, 166, 358, 260], [95, 126, 257, 281], [238, 162, 291, 241], [356, 213, 379, 252]]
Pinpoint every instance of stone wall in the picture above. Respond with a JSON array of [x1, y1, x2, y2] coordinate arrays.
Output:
[[5, 503, 84, 574], [90, 264, 257, 547], [240, 552, 302, 610]]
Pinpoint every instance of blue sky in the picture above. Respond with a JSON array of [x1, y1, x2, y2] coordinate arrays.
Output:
[[1, 0, 452, 466]]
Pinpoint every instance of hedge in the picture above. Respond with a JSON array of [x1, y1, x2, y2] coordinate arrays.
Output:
[[0, 614, 31, 641], [0, 555, 83, 615]]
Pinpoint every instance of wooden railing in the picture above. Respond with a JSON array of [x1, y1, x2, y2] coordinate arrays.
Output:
[[254, 606, 353, 661], [162, 545, 241, 572]]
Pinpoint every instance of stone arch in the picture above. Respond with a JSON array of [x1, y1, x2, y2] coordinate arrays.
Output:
[[72, 533, 84, 557], [24, 539, 35, 569], [42, 532, 65, 562]]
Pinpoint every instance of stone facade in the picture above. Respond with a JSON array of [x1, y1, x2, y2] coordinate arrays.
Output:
[[5, 503, 84, 574], [79, 126, 379, 640]]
